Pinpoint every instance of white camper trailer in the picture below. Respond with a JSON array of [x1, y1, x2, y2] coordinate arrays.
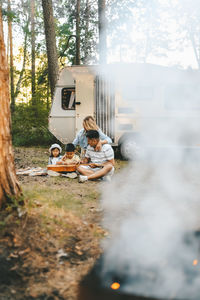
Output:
[[49, 64, 200, 158]]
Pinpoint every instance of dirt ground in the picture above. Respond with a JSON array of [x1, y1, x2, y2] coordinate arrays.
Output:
[[0, 147, 127, 300]]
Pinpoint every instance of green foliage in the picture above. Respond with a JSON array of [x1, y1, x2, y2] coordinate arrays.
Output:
[[12, 103, 57, 146], [2, 7, 17, 21], [0, 221, 6, 231], [57, 22, 75, 65], [4, 195, 23, 210], [54, 0, 98, 65]]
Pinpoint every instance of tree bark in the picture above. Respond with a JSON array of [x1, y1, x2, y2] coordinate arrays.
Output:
[[98, 0, 107, 64], [47, 78, 50, 110], [7, 0, 15, 112], [14, 17, 29, 99], [75, 0, 81, 65], [83, 0, 89, 64], [189, 31, 200, 69], [30, 0, 36, 103], [42, 0, 59, 98], [0, 9, 21, 208]]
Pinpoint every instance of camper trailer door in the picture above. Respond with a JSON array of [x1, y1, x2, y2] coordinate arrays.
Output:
[[49, 86, 76, 143], [75, 73, 95, 133]]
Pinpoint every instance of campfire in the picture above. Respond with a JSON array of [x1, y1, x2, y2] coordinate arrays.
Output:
[[193, 259, 198, 266], [78, 231, 200, 300]]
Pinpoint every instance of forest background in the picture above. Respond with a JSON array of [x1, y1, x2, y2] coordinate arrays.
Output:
[[1, 0, 200, 147]]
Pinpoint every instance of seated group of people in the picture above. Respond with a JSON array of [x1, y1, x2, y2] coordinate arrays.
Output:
[[48, 116, 115, 183]]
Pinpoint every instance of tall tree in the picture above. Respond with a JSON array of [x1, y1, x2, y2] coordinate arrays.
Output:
[[82, 0, 89, 64], [42, 0, 59, 98], [30, 0, 36, 103], [0, 7, 21, 207], [98, 0, 107, 64], [7, 0, 15, 112], [75, 0, 80, 65], [82, 0, 96, 64], [54, 0, 98, 65], [174, 0, 200, 69], [14, 15, 29, 99]]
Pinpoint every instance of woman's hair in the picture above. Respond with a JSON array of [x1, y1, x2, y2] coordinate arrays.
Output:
[[83, 116, 99, 131]]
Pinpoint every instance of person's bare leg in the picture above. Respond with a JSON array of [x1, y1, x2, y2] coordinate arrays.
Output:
[[87, 164, 113, 180], [77, 165, 94, 176]]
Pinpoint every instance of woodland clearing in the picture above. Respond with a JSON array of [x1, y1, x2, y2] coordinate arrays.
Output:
[[0, 147, 127, 300]]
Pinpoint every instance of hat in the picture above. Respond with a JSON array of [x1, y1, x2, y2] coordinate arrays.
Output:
[[49, 143, 62, 154]]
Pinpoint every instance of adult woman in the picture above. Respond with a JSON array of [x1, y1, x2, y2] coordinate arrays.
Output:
[[73, 116, 112, 154]]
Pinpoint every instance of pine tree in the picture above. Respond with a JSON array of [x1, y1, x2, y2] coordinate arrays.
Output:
[[0, 7, 21, 207], [42, 0, 59, 98]]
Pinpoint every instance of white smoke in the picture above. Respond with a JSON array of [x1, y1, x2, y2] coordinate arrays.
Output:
[[95, 1, 200, 298], [96, 48, 200, 300], [100, 154, 200, 298]]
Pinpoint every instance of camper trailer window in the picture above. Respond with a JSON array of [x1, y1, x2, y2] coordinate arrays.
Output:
[[62, 88, 75, 110], [118, 107, 134, 114], [132, 86, 153, 101], [164, 85, 200, 110]]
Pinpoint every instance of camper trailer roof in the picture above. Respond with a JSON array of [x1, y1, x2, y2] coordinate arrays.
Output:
[[56, 63, 200, 87], [56, 66, 96, 86]]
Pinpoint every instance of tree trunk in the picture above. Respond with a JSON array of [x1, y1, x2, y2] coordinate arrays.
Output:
[[14, 17, 29, 99], [83, 0, 89, 64], [75, 0, 81, 65], [6, 25, 9, 62], [42, 0, 59, 98], [7, 0, 15, 112], [189, 31, 200, 69], [0, 9, 21, 207], [98, 0, 107, 64], [47, 78, 50, 110], [30, 0, 36, 104]]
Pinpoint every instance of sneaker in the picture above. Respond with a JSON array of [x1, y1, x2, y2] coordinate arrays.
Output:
[[78, 175, 88, 183], [47, 170, 60, 177], [66, 172, 77, 179]]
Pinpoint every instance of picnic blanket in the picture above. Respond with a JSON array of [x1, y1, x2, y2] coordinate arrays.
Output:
[[16, 167, 47, 176], [16, 167, 77, 178]]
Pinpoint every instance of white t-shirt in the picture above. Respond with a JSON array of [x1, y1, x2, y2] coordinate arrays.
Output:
[[51, 157, 61, 165], [85, 144, 114, 164]]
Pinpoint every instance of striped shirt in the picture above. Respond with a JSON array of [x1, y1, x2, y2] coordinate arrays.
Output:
[[85, 144, 114, 164]]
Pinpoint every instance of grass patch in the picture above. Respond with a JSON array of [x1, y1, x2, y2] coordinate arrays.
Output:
[[23, 183, 94, 217]]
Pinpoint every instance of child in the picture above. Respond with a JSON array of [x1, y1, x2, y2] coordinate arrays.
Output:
[[48, 143, 62, 165], [57, 143, 80, 165]]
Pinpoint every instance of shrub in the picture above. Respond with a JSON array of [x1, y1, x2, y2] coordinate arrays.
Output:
[[12, 103, 59, 146]]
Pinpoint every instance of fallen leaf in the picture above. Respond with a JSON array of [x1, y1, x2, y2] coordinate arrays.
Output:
[[18, 248, 31, 256], [9, 253, 19, 258]]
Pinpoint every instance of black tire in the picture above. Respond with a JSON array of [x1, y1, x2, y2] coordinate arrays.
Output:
[[119, 139, 140, 160]]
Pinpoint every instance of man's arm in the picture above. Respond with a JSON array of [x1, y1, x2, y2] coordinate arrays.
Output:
[[107, 158, 115, 166], [90, 159, 115, 168], [81, 156, 90, 164], [95, 130, 112, 151]]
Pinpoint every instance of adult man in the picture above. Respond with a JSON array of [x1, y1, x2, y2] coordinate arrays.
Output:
[[77, 130, 115, 183]]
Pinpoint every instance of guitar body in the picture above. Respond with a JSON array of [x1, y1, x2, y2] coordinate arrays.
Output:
[[47, 164, 77, 172]]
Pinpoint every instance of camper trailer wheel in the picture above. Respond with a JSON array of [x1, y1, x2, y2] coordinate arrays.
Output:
[[119, 139, 140, 161]]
